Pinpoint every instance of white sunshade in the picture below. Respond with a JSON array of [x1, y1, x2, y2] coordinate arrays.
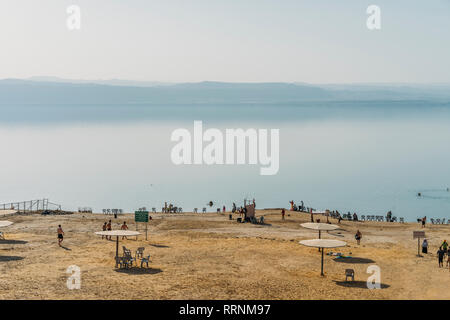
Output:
[[300, 223, 339, 231], [95, 230, 141, 237], [0, 221, 13, 228], [299, 239, 347, 248]]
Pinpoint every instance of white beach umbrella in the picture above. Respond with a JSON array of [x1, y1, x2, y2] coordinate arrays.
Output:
[[300, 222, 340, 252], [299, 239, 347, 276], [300, 222, 339, 238], [95, 230, 141, 265]]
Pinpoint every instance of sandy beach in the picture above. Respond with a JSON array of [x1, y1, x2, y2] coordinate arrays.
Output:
[[0, 209, 448, 300]]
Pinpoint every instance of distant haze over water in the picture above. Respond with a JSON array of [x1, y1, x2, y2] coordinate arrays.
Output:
[[0, 80, 449, 221]]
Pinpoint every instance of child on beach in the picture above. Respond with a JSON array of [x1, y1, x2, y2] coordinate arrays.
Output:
[[57, 225, 64, 247]]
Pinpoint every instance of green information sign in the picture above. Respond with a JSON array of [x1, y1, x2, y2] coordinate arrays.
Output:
[[135, 210, 149, 222]]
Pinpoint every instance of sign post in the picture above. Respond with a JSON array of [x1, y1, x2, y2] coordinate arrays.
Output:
[[413, 231, 426, 257], [135, 210, 149, 240]]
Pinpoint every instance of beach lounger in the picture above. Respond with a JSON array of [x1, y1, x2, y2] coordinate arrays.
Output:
[[436, 219, 441, 224], [345, 269, 355, 281], [361, 215, 365, 221], [431, 218, 435, 224], [102, 209, 107, 214], [399, 217, 404, 223], [441, 219, 446, 224], [193, 208, 198, 213]]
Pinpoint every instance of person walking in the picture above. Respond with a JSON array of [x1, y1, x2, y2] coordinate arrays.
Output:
[[355, 230, 362, 245], [281, 208, 285, 221], [57, 225, 64, 247], [422, 216, 426, 228]]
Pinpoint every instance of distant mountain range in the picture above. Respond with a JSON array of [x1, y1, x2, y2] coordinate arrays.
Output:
[[0, 77, 449, 105]]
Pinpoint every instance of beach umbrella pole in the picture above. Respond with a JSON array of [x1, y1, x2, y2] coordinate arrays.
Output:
[[116, 236, 119, 258], [321, 248, 324, 276], [318, 230, 321, 252]]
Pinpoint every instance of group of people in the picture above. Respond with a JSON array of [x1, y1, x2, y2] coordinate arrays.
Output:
[[421, 239, 450, 269], [101, 220, 129, 240], [289, 200, 305, 212], [423, 239, 450, 269]]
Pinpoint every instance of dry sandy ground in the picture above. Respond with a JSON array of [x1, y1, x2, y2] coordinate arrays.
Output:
[[0, 210, 449, 300]]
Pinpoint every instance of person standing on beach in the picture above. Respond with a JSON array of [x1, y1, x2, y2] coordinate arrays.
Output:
[[281, 208, 285, 220], [422, 239, 428, 254], [422, 216, 426, 228], [437, 247, 445, 267], [106, 220, 112, 240], [355, 230, 362, 245], [121, 221, 128, 240], [57, 225, 64, 247], [441, 240, 448, 254], [102, 222, 107, 239]]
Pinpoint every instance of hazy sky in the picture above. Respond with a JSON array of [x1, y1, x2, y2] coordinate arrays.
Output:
[[1, 0, 449, 83]]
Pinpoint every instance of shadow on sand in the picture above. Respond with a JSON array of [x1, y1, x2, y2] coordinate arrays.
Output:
[[0, 240, 28, 245], [333, 257, 375, 264], [114, 267, 163, 275], [60, 246, 72, 251], [150, 244, 170, 248], [0, 255, 24, 262], [334, 280, 390, 289]]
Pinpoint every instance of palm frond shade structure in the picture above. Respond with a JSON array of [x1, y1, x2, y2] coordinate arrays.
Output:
[[95, 230, 141, 266], [299, 239, 347, 276]]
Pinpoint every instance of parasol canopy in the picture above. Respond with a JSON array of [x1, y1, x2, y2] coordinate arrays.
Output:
[[300, 223, 339, 232], [299, 239, 346, 248], [299, 239, 347, 276]]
